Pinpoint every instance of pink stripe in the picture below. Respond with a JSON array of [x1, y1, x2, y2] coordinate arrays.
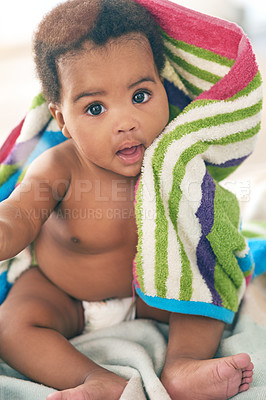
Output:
[[134, 177, 141, 205], [0, 117, 25, 163], [135, 0, 242, 58], [132, 256, 140, 289], [133, 177, 141, 288], [198, 37, 258, 100], [245, 273, 253, 287]]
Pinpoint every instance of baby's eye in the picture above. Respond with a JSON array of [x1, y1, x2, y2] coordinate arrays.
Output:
[[132, 91, 151, 104], [87, 103, 106, 116]]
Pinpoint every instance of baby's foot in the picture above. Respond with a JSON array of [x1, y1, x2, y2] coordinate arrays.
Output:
[[47, 369, 127, 400], [161, 353, 253, 400]]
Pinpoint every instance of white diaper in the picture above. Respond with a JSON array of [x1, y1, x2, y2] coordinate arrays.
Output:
[[0, 246, 136, 333], [82, 297, 136, 332]]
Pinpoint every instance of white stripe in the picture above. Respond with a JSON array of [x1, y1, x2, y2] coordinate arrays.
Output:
[[18, 103, 51, 143], [235, 242, 251, 258], [203, 135, 258, 165], [0, 261, 8, 274], [169, 59, 213, 91], [46, 118, 60, 132], [162, 60, 191, 97], [166, 155, 212, 302], [164, 40, 231, 77], [165, 223, 182, 298], [191, 112, 261, 142], [238, 279, 247, 304], [139, 157, 157, 296], [162, 85, 262, 136]]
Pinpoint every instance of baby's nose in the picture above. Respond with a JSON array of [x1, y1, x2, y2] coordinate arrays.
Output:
[[114, 110, 139, 134], [118, 124, 136, 134]]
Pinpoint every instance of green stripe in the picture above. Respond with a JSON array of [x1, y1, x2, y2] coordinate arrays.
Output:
[[168, 103, 182, 122], [208, 184, 246, 311], [242, 220, 266, 239], [161, 30, 234, 67], [17, 167, 28, 184], [197, 100, 262, 128], [153, 165, 169, 298], [248, 220, 266, 230], [209, 122, 261, 147], [206, 126, 261, 181], [165, 47, 222, 84], [135, 178, 145, 292], [243, 268, 253, 278], [29, 93, 46, 110], [154, 100, 262, 166], [172, 70, 262, 112], [0, 164, 19, 186], [178, 75, 203, 97], [242, 230, 264, 239], [206, 165, 239, 182], [214, 262, 240, 312]]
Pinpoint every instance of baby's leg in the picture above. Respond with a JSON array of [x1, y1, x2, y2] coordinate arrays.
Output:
[[0, 267, 127, 400], [137, 299, 253, 400]]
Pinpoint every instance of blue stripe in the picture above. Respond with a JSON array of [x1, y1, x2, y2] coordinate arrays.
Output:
[[236, 250, 254, 273], [164, 79, 191, 111], [0, 169, 22, 202], [205, 155, 249, 169], [0, 271, 12, 304], [25, 130, 66, 166], [248, 238, 266, 278], [135, 286, 235, 324]]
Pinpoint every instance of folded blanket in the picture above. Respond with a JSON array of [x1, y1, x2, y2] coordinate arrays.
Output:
[[0, 0, 263, 323]]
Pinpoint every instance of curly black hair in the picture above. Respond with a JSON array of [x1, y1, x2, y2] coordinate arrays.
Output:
[[33, 0, 165, 103]]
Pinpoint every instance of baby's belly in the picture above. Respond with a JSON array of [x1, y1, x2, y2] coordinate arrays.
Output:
[[34, 234, 135, 302]]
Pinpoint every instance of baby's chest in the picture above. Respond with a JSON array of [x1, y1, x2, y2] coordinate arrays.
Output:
[[51, 192, 137, 252]]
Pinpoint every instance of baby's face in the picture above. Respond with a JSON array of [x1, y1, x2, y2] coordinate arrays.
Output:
[[52, 34, 169, 177]]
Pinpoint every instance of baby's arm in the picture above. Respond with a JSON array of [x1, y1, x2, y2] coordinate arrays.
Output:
[[0, 146, 70, 260]]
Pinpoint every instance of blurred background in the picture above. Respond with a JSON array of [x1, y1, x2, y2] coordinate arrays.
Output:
[[0, 0, 265, 202]]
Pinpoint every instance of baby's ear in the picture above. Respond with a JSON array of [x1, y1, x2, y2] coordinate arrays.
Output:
[[48, 103, 71, 138]]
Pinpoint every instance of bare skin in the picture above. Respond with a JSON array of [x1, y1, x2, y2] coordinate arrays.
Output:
[[0, 35, 253, 400]]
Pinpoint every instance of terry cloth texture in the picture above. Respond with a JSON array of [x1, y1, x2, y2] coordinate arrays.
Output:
[[133, 0, 263, 324], [0, 0, 263, 323]]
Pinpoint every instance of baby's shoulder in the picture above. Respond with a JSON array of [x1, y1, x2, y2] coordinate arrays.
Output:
[[25, 139, 77, 182]]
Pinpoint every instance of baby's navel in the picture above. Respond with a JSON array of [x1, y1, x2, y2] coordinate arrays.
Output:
[[71, 236, 80, 244]]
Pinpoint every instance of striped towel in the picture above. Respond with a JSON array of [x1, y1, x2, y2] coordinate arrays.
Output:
[[0, 0, 263, 320], [133, 0, 263, 323], [0, 96, 66, 303]]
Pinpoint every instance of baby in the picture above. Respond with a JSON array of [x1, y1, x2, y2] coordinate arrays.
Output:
[[0, 0, 254, 399]]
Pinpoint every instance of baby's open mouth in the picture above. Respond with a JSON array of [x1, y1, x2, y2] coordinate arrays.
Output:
[[116, 144, 143, 164]]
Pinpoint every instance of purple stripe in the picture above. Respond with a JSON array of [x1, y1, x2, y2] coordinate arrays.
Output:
[[164, 79, 191, 111], [206, 155, 249, 168], [196, 171, 222, 306], [3, 135, 40, 166]]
